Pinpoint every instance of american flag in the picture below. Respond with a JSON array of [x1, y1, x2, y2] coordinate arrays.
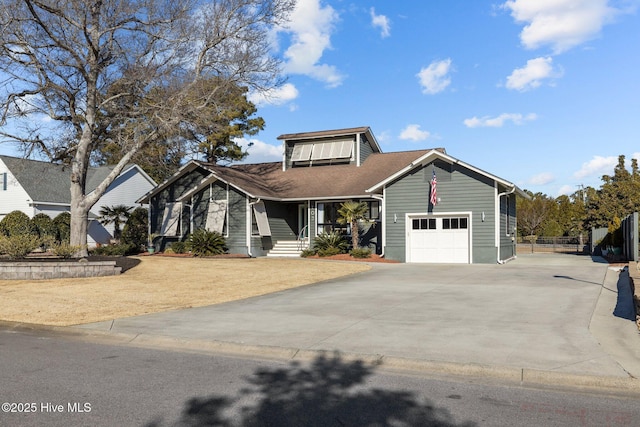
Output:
[[430, 169, 437, 206]]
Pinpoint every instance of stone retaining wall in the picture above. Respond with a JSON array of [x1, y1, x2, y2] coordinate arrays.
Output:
[[0, 261, 122, 280]]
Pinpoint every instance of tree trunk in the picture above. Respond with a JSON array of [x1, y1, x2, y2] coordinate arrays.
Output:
[[70, 203, 89, 257], [70, 127, 92, 257], [351, 219, 359, 249]]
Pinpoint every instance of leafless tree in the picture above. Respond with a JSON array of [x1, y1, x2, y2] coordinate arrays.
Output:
[[0, 0, 295, 255]]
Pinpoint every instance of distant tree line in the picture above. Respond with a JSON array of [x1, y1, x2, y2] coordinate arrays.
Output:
[[517, 155, 640, 243]]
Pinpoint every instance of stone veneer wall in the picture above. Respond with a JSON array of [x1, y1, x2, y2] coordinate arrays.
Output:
[[0, 261, 122, 280]]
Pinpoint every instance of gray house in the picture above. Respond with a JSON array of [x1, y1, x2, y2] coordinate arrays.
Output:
[[0, 155, 156, 246], [138, 126, 526, 263]]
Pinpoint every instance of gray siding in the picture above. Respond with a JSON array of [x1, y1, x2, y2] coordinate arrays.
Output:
[[359, 134, 374, 164], [151, 167, 209, 239], [384, 162, 497, 263], [265, 200, 297, 240], [284, 141, 293, 170], [247, 201, 297, 256], [151, 167, 250, 255], [189, 182, 248, 254], [226, 187, 248, 254], [498, 192, 516, 261]]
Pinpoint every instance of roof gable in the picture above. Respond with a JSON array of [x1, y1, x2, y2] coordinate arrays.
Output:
[[365, 150, 527, 197], [0, 155, 72, 203], [0, 155, 154, 204]]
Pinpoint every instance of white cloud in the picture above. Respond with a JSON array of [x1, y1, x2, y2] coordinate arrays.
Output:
[[248, 83, 299, 107], [376, 130, 391, 144], [505, 57, 561, 91], [280, 0, 345, 87], [502, 0, 618, 54], [370, 8, 391, 38], [556, 185, 574, 196], [528, 172, 555, 186], [463, 113, 537, 128], [236, 138, 282, 164], [573, 155, 617, 179], [399, 124, 431, 142], [417, 59, 452, 95]]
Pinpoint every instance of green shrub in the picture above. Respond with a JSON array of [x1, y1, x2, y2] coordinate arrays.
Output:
[[52, 212, 71, 243], [31, 213, 57, 238], [91, 243, 138, 256], [317, 247, 342, 257], [313, 231, 348, 253], [0, 210, 35, 236], [121, 207, 148, 249], [188, 229, 227, 257], [50, 242, 82, 259], [170, 240, 188, 254], [300, 248, 317, 258], [0, 234, 41, 259], [350, 248, 372, 258]]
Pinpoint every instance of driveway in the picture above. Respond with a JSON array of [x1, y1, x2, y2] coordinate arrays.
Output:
[[79, 253, 633, 378]]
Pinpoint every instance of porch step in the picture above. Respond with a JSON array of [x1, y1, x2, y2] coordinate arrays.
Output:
[[266, 239, 309, 258]]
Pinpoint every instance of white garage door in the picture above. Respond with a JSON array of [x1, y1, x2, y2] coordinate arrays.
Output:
[[408, 216, 470, 263]]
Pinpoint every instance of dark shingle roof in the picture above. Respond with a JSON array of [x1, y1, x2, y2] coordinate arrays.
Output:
[[200, 149, 435, 200], [277, 126, 372, 141], [0, 155, 126, 204]]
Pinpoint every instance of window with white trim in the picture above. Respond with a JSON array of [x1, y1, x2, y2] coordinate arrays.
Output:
[[365, 201, 380, 220], [0, 172, 6, 191]]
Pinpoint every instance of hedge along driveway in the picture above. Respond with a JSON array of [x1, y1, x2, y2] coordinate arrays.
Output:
[[0, 257, 370, 326]]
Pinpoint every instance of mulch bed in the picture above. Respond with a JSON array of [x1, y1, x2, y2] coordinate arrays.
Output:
[[304, 253, 399, 263], [144, 252, 397, 263]]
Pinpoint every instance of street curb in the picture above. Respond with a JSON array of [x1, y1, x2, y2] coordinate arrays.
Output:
[[3, 320, 639, 396]]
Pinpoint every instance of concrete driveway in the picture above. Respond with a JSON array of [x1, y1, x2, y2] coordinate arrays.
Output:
[[79, 253, 637, 380]]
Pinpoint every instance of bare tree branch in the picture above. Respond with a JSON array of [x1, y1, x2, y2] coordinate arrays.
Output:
[[0, 0, 295, 255]]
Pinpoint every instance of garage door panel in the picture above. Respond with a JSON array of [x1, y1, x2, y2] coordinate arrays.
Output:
[[408, 216, 469, 264]]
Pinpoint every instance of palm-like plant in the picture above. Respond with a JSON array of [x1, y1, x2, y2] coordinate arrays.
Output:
[[337, 201, 369, 250], [99, 205, 133, 242]]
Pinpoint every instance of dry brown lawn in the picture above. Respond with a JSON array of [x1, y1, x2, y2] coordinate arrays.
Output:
[[0, 257, 370, 326]]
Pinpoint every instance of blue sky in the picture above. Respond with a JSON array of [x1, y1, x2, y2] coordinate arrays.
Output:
[[1, 0, 638, 197], [242, 0, 640, 197]]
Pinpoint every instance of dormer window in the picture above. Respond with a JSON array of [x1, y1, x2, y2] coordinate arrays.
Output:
[[290, 139, 353, 167], [310, 140, 352, 161], [291, 144, 313, 162]]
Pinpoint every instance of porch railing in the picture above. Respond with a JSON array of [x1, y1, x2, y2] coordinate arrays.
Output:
[[297, 225, 309, 251]]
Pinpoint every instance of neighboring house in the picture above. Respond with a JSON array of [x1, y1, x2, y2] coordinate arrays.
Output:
[[138, 126, 527, 263], [0, 155, 156, 246]]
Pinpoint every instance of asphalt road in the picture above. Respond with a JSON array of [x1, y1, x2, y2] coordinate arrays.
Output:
[[1, 328, 638, 427]]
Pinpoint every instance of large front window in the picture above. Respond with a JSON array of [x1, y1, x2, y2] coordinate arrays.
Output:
[[316, 200, 380, 235], [317, 202, 344, 235]]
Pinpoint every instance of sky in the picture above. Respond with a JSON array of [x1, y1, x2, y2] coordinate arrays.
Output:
[[242, 0, 640, 197], [1, 0, 639, 198]]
